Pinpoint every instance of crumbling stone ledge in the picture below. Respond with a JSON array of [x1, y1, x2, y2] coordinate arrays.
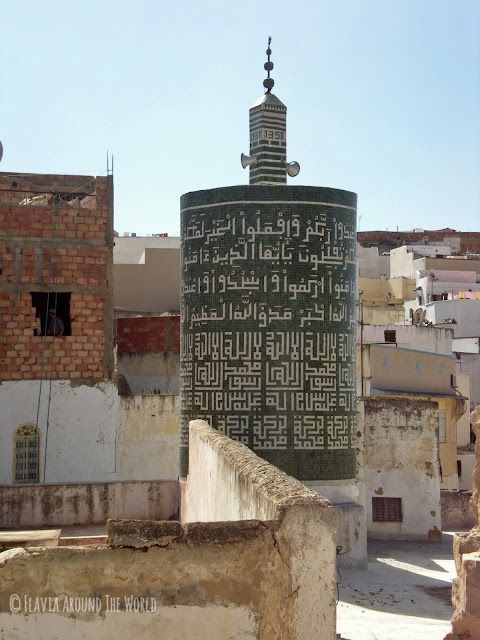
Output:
[[188, 419, 333, 521], [107, 518, 274, 549]]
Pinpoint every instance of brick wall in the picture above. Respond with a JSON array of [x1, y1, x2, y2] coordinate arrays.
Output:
[[0, 172, 114, 381], [116, 316, 180, 354]]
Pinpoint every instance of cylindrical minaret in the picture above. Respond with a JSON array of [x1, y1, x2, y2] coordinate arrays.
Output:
[[180, 38, 366, 565], [180, 38, 357, 488], [180, 185, 357, 482]]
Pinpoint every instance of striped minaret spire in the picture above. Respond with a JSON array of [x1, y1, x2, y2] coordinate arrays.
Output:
[[249, 37, 287, 185]]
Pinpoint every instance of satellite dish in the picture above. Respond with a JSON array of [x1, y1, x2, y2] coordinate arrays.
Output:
[[0, 141, 3, 163]]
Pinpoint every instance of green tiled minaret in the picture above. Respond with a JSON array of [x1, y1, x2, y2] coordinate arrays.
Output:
[[180, 41, 357, 482]]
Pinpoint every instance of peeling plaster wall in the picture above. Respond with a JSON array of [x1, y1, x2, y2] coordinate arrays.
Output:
[[116, 395, 179, 481], [0, 381, 179, 486], [0, 380, 118, 484], [0, 523, 278, 640], [362, 397, 442, 539], [117, 352, 180, 395], [0, 481, 179, 528]]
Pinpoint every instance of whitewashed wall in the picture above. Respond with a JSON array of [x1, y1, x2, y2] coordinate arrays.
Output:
[[360, 324, 453, 355], [0, 381, 179, 485]]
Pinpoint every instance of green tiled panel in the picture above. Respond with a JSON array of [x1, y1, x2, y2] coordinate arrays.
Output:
[[180, 185, 357, 481]]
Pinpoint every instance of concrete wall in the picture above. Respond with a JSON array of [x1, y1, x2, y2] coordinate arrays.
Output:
[[0, 380, 118, 484], [114, 236, 180, 264], [0, 520, 285, 640], [406, 244, 452, 257], [359, 276, 415, 303], [361, 304, 405, 325], [0, 380, 180, 485], [458, 453, 476, 493], [418, 268, 477, 283], [454, 337, 480, 354], [0, 481, 179, 528], [357, 243, 389, 278], [117, 352, 180, 394], [426, 299, 480, 338], [457, 353, 480, 410], [360, 323, 452, 355], [457, 373, 471, 446], [390, 247, 480, 280], [113, 247, 180, 313], [357, 344, 464, 490], [362, 397, 442, 539], [367, 344, 455, 395], [389, 246, 416, 278]]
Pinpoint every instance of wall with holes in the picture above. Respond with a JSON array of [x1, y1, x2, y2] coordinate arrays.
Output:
[[0, 171, 114, 382]]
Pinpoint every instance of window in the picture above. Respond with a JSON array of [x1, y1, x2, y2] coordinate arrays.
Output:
[[384, 330, 396, 343], [457, 460, 462, 478], [372, 497, 402, 522], [14, 423, 40, 483], [31, 292, 71, 336]]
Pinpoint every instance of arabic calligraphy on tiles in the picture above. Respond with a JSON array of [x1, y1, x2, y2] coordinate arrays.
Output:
[[181, 203, 356, 454], [183, 211, 356, 328]]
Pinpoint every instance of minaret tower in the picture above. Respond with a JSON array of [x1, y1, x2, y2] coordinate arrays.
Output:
[[242, 37, 300, 185], [181, 39, 365, 568]]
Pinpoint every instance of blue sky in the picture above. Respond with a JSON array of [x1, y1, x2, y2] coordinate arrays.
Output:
[[2, 0, 479, 235]]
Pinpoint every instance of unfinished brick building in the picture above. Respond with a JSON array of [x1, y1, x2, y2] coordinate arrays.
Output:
[[0, 171, 114, 382]]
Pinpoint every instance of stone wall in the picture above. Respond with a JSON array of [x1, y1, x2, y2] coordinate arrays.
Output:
[[0, 172, 114, 381], [441, 491, 475, 531], [446, 405, 480, 639], [0, 481, 179, 528]]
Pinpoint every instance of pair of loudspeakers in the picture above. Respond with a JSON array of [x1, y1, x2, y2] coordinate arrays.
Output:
[[241, 153, 300, 177]]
